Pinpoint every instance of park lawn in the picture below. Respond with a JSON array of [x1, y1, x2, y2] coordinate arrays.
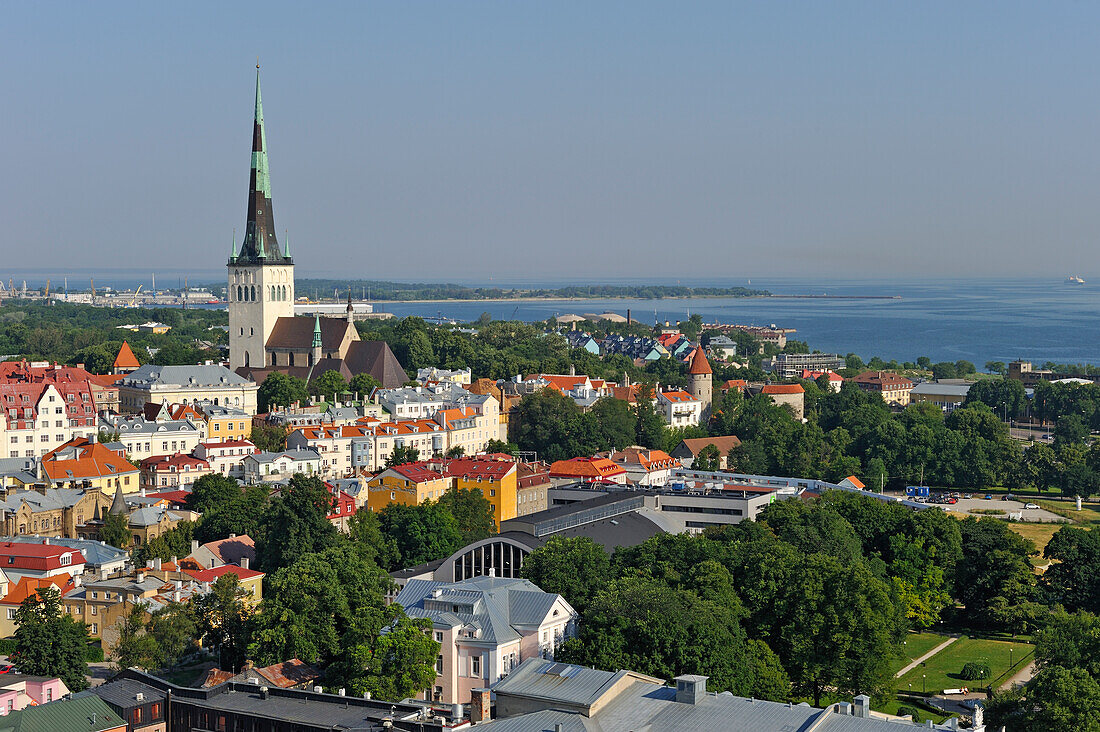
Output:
[[896, 636, 1033, 695], [875, 696, 952, 725], [1031, 498, 1100, 526], [1007, 521, 1064, 553], [889, 632, 952, 675]]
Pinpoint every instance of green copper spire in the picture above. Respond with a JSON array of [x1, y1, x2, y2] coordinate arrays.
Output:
[[312, 315, 322, 348], [252, 67, 271, 198], [283, 229, 290, 256], [231, 229, 237, 259], [257, 229, 266, 258]]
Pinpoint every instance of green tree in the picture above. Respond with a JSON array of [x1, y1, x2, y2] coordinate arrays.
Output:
[[438, 487, 497, 544], [147, 602, 197, 669], [586, 397, 637, 451], [135, 521, 196, 564], [257, 372, 309, 413], [250, 422, 289, 452], [693, 444, 721, 471], [986, 361, 1007, 375], [378, 501, 462, 569], [484, 438, 519, 456], [1063, 463, 1100, 499], [1034, 608, 1100, 678], [11, 587, 90, 691], [348, 373, 381, 398], [444, 445, 465, 458], [634, 383, 667, 449], [192, 574, 255, 670], [194, 484, 270, 544], [986, 666, 1100, 731], [1055, 414, 1090, 449], [100, 510, 132, 548], [112, 602, 160, 671], [385, 444, 421, 466], [956, 517, 1042, 632], [255, 474, 339, 573], [309, 370, 348, 400], [1043, 527, 1100, 613], [520, 537, 611, 614], [186, 474, 242, 513]]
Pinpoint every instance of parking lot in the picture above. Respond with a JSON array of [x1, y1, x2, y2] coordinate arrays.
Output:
[[941, 496, 1065, 522]]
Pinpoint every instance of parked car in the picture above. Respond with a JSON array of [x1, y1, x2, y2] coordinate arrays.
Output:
[[963, 493, 973, 499], [984, 494, 994, 500], [1025, 503, 1040, 510]]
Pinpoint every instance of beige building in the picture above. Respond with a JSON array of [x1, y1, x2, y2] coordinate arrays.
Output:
[[117, 365, 258, 416], [852, 371, 915, 406]]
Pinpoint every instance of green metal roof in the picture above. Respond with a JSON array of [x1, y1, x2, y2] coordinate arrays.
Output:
[[0, 695, 126, 732]]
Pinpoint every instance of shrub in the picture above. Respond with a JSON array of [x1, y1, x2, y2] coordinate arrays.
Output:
[[897, 705, 921, 722], [84, 642, 104, 663], [960, 661, 991, 680], [0, 639, 16, 656]]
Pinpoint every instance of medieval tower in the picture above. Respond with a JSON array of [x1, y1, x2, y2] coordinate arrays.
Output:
[[228, 67, 295, 370], [687, 345, 713, 421]]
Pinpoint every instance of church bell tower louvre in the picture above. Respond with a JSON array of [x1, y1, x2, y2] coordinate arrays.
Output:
[[228, 66, 295, 371]]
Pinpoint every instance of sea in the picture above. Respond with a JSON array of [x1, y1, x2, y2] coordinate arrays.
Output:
[[5, 270, 1099, 367]]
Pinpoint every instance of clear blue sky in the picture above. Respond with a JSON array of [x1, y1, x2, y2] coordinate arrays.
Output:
[[2, 2, 1099, 281]]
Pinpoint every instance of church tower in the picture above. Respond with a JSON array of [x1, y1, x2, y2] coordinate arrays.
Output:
[[228, 67, 295, 370], [687, 345, 713, 421]]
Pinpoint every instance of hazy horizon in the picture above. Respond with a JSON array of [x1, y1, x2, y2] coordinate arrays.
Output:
[[4, 2, 1100, 279]]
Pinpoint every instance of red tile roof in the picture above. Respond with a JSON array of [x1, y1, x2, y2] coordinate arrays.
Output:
[[0, 542, 85, 572], [687, 346, 712, 375], [184, 565, 264, 583], [140, 454, 211, 471], [761, 384, 804, 395], [41, 438, 138, 481], [385, 464, 446, 483], [112, 341, 141, 370]]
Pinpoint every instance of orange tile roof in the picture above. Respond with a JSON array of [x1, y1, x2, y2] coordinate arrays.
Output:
[[41, 438, 138, 481], [0, 575, 73, 606], [527, 374, 590, 393], [660, 390, 696, 403], [721, 379, 748, 391], [112, 341, 141, 370], [548, 457, 627, 479], [761, 384, 804, 395], [687, 346, 712, 375], [845, 476, 867, 489]]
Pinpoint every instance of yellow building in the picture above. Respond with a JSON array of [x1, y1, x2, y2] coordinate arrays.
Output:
[[41, 438, 140, 495], [199, 403, 253, 442], [366, 465, 451, 513], [365, 457, 519, 529]]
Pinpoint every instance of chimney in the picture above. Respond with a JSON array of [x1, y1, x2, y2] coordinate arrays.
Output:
[[136, 572, 145, 583], [190, 539, 199, 555], [836, 701, 851, 716], [853, 694, 870, 719], [259, 687, 269, 700], [240, 557, 249, 570], [470, 688, 491, 723], [338, 688, 346, 697], [674, 675, 707, 705], [451, 702, 461, 718], [154, 558, 162, 571], [43, 537, 50, 545]]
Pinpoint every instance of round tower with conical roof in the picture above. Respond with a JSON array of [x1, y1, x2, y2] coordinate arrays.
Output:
[[687, 345, 713, 420]]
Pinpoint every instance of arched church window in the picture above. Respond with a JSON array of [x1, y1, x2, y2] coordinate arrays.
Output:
[[251, 285, 256, 301], [237, 286, 242, 302]]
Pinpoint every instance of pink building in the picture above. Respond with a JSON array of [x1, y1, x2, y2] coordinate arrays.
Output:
[[0, 675, 69, 715], [393, 576, 577, 706]]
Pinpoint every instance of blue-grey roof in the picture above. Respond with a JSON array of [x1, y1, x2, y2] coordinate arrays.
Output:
[[121, 364, 253, 388], [395, 577, 572, 645], [107, 416, 202, 435], [246, 449, 321, 465], [0, 536, 127, 568], [475, 710, 594, 732], [909, 382, 972, 397], [492, 659, 643, 709]]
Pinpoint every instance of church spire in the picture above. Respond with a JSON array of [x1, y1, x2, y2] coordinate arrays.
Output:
[[234, 65, 289, 265]]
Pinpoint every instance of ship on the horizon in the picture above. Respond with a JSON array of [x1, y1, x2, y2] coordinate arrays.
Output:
[[1065, 275, 1086, 285]]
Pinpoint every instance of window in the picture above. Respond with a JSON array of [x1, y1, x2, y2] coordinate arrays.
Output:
[[151, 702, 161, 720], [472, 654, 481, 677], [6, 609, 16, 620], [45, 688, 52, 702], [435, 655, 443, 674], [435, 631, 443, 642], [132, 707, 142, 724], [91, 623, 98, 633]]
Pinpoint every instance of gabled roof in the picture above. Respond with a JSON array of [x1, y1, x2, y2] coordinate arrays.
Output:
[[672, 435, 742, 456], [112, 341, 141, 370], [761, 384, 804, 395], [184, 564, 264, 583], [548, 457, 626, 479], [41, 438, 138, 481]]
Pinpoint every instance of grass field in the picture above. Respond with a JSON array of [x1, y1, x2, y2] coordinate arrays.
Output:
[[1031, 498, 1100, 525], [896, 636, 1033, 695], [890, 632, 952, 675], [1006, 521, 1064, 553]]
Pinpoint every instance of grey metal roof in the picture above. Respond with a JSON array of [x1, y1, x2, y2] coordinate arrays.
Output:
[[395, 577, 569, 645], [909, 382, 973, 397], [0, 536, 127, 568], [474, 710, 595, 732], [79, 677, 167, 708], [107, 416, 203, 435], [121, 364, 253, 388], [491, 658, 639, 709]]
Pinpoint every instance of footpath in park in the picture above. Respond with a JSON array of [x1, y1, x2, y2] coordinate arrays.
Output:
[[894, 636, 960, 678]]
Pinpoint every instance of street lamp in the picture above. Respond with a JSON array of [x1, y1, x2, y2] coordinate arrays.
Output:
[[922, 674, 926, 695], [1010, 647, 1014, 669]]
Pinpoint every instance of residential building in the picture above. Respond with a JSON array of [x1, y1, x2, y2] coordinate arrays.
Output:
[[198, 659, 320, 690], [0, 457, 37, 490], [90, 668, 455, 732], [604, 448, 680, 486], [242, 449, 322, 482], [762, 353, 845, 379], [368, 457, 519, 528], [327, 487, 357, 531], [64, 573, 168, 643], [416, 367, 472, 386], [0, 540, 86, 581], [655, 389, 703, 427], [852, 371, 915, 406], [117, 364, 259, 416], [482, 658, 963, 732], [548, 457, 627, 485], [395, 576, 578, 706], [0, 694, 126, 732], [106, 416, 205, 463], [563, 331, 600, 355], [0, 674, 70, 714], [0, 376, 98, 460], [0, 575, 75, 637], [0, 536, 128, 577], [801, 369, 844, 392], [515, 460, 550, 516], [706, 335, 738, 360], [197, 402, 253, 442], [0, 486, 112, 539], [512, 373, 614, 411], [366, 464, 451, 513], [139, 454, 212, 490], [186, 535, 256, 571], [41, 437, 139, 495], [669, 435, 743, 470], [78, 677, 166, 732], [909, 382, 972, 413], [183, 564, 264, 603], [194, 439, 259, 478]]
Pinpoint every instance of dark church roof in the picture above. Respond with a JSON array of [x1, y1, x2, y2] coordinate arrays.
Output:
[[238, 340, 407, 388], [266, 317, 352, 351]]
